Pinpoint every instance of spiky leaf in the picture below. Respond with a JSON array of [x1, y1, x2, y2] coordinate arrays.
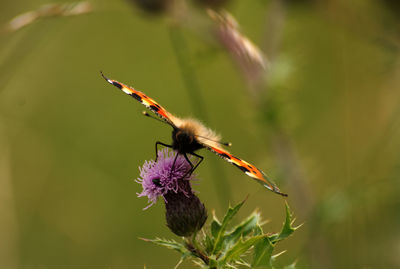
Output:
[[219, 234, 267, 264], [223, 212, 260, 250], [270, 202, 297, 243], [212, 198, 246, 254], [204, 233, 214, 254], [211, 218, 222, 238], [252, 235, 274, 267], [140, 238, 193, 258]]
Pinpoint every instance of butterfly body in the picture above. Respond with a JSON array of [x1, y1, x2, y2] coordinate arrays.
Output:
[[102, 72, 287, 197], [171, 117, 222, 153], [172, 127, 202, 154]]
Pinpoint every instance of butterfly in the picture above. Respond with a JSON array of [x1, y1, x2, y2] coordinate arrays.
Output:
[[102, 72, 287, 197]]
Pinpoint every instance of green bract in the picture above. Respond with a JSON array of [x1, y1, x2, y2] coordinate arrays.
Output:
[[142, 199, 300, 268]]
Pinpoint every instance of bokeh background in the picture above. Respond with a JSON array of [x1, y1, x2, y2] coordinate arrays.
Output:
[[1, 0, 400, 268]]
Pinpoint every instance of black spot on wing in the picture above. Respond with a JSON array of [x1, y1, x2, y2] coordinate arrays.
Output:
[[150, 104, 160, 112], [247, 164, 255, 171], [130, 93, 142, 102], [112, 81, 123, 89], [233, 162, 250, 173], [219, 152, 231, 160]]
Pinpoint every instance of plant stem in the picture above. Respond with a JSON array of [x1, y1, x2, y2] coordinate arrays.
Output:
[[185, 240, 210, 266], [167, 24, 207, 120], [167, 24, 231, 207]]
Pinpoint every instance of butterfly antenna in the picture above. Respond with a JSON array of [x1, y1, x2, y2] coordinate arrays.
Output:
[[194, 134, 232, 147], [142, 111, 169, 125]]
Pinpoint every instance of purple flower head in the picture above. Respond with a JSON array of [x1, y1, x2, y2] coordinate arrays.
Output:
[[136, 148, 195, 209], [137, 148, 207, 236]]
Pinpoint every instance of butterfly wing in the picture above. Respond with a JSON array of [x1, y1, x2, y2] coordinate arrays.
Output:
[[102, 73, 286, 196], [206, 145, 287, 196], [101, 72, 177, 127]]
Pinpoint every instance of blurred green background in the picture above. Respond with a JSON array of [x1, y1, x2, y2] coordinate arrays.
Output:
[[1, 0, 399, 268]]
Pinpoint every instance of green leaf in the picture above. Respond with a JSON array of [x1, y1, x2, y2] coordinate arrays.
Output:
[[252, 234, 274, 267], [219, 234, 267, 264], [208, 258, 218, 268], [236, 258, 251, 268], [223, 212, 260, 250], [141, 202, 299, 269], [253, 224, 263, 236], [212, 198, 247, 254], [204, 233, 214, 254], [279, 202, 296, 240], [140, 238, 194, 258], [210, 218, 222, 238], [270, 202, 299, 243], [252, 203, 300, 267]]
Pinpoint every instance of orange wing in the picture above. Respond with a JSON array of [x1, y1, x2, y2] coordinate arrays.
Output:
[[102, 72, 286, 196], [207, 145, 287, 196], [101, 72, 176, 127]]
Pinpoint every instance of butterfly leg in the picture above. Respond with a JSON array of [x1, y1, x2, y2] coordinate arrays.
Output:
[[155, 141, 173, 162], [169, 151, 180, 181], [181, 152, 204, 179]]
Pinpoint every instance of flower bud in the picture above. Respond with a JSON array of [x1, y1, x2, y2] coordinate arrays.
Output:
[[164, 180, 207, 237]]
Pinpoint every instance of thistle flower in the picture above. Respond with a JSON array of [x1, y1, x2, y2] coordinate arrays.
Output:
[[137, 148, 207, 236]]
